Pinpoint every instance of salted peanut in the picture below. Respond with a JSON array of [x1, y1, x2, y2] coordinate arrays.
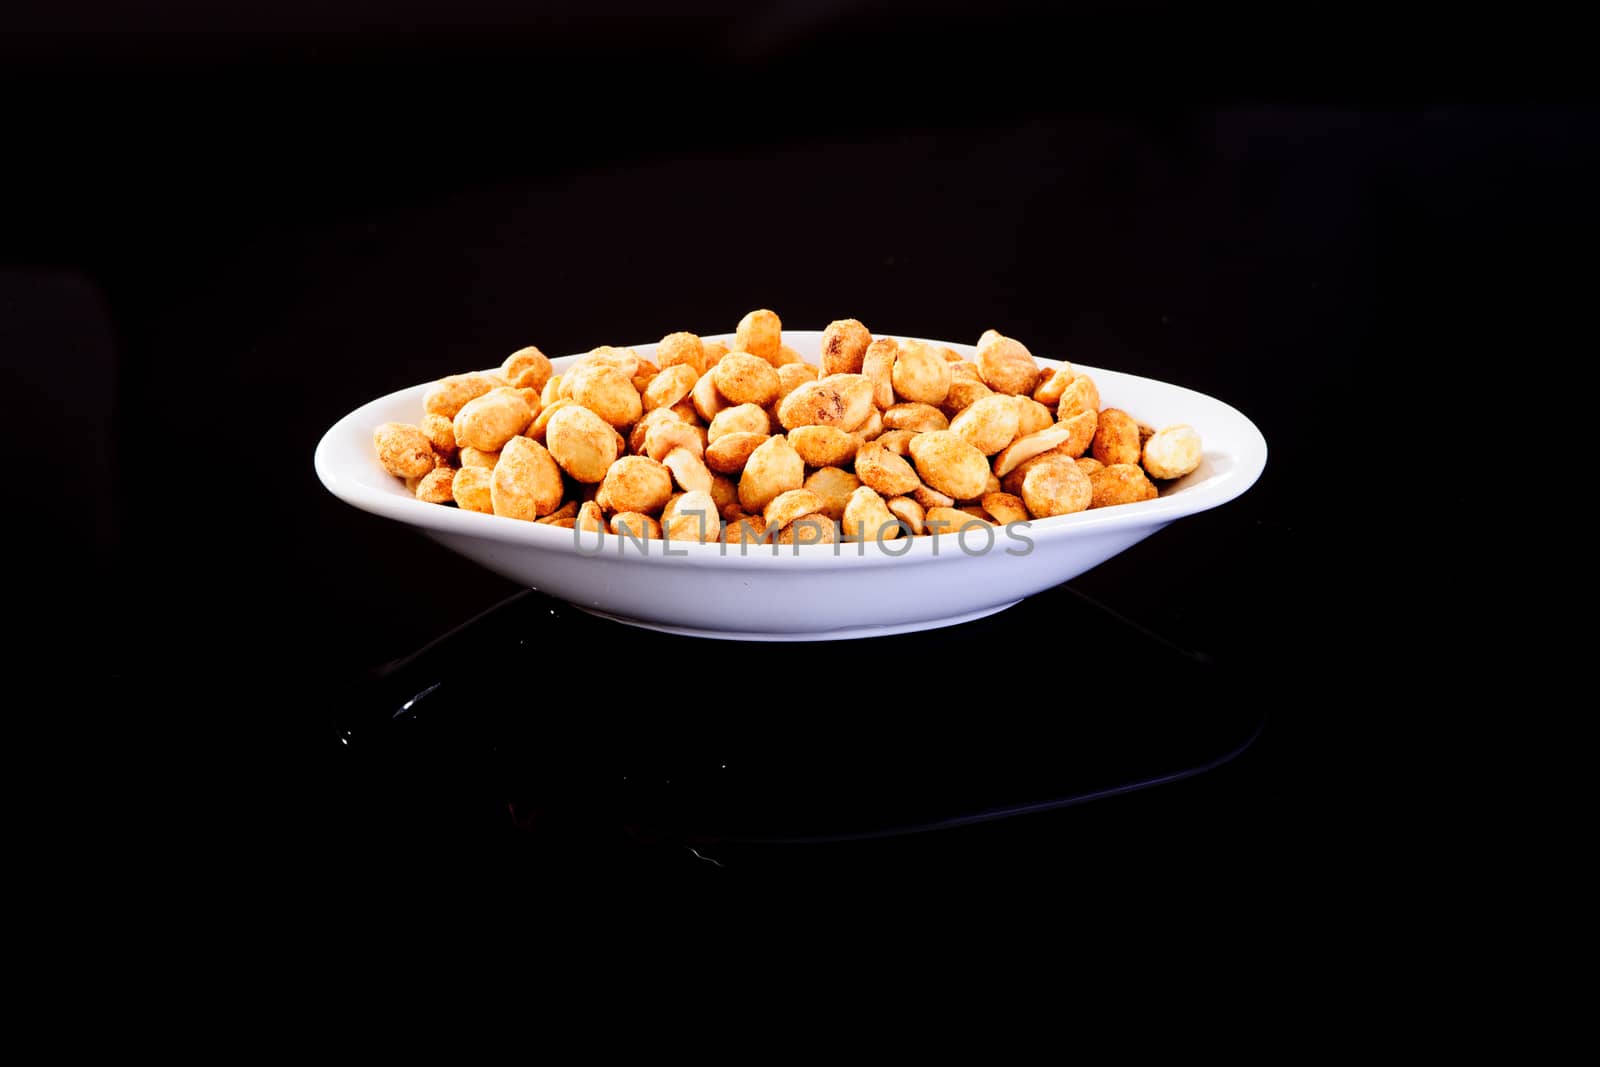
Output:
[[538, 500, 580, 523], [940, 375, 993, 418], [585, 345, 641, 381], [575, 500, 607, 535], [669, 400, 702, 425], [642, 363, 699, 413], [610, 511, 661, 540], [661, 492, 683, 523], [663, 447, 714, 493], [891, 339, 952, 406], [374, 422, 437, 478], [777, 379, 848, 430], [950, 394, 1021, 456], [657, 332, 706, 376], [876, 429, 916, 457], [691, 368, 729, 421], [702, 338, 730, 366], [886, 495, 924, 535], [975, 331, 1040, 396], [545, 518, 577, 529], [1092, 408, 1142, 466], [419, 413, 458, 460], [1089, 462, 1160, 508], [708, 403, 770, 442], [776, 362, 819, 405], [566, 363, 642, 429], [453, 388, 534, 452], [776, 344, 804, 366], [924, 506, 988, 536], [735, 308, 782, 363], [981, 491, 1029, 525], [908, 430, 990, 501], [541, 374, 563, 408], [1014, 397, 1054, 438], [1032, 363, 1073, 407], [709, 474, 739, 519], [705, 432, 768, 474], [530, 396, 579, 444], [821, 318, 872, 375], [842, 485, 902, 543], [854, 440, 921, 497], [411, 466, 453, 504], [459, 445, 501, 469], [1020, 456, 1093, 518], [737, 433, 805, 513], [826, 374, 877, 431], [630, 359, 659, 395], [1142, 424, 1203, 479], [911, 484, 955, 510], [545, 404, 620, 482], [1075, 456, 1104, 476], [949, 360, 982, 381], [958, 505, 995, 522], [722, 515, 773, 546], [664, 489, 721, 542], [861, 337, 897, 409], [882, 402, 949, 433], [778, 514, 835, 545], [992, 422, 1074, 477], [764, 488, 826, 531], [643, 417, 704, 461], [789, 425, 858, 468], [423, 373, 498, 419], [1058, 409, 1098, 458], [804, 467, 861, 521], [856, 408, 884, 442], [1056, 374, 1100, 420], [451, 465, 493, 513], [596, 455, 672, 514], [490, 436, 564, 519], [628, 407, 679, 454], [502, 347, 554, 392]]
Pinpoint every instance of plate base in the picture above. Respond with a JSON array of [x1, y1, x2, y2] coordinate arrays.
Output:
[[575, 600, 1023, 642]]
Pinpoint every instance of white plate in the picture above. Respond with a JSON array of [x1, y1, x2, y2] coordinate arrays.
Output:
[[315, 331, 1266, 640]]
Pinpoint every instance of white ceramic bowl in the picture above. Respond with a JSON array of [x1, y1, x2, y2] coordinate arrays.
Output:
[[316, 331, 1266, 640]]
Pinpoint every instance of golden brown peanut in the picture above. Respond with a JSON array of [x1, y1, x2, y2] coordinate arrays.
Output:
[[789, 425, 858, 468], [992, 422, 1074, 477], [958, 505, 994, 522], [861, 337, 897, 410], [722, 514, 773, 546], [738, 433, 805, 513], [1141, 424, 1203, 480], [854, 440, 921, 497], [778, 514, 835, 545], [631, 359, 660, 395], [949, 394, 1021, 455], [803, 467, 860, 521], [949, 360, 982, 381], [513, 387, 542, 421], [924, 506, 988, 536], [842, 485, 901, 542], [596, 455, 673, 514], [827, 374, 877, 431], [503, 347, 554, 392], [451, 465, 493, 513], [1075, 456, 1104, 476], [821, 318, 872, 375], [657, 332, 706, 376], [981, 491, 1029, 525], [453, 388, 534, 452], [909, 430, 990, 500], [629, 407, 681, 454], [776, 344, 805, 366], [566, 363, 643, 429], [1092, 408, 1142, 466], [875, 429, 916, 457], [664, 489, 721, 542], [777, 380, 849, 430], [610, 511, 662, 540], [545, 404, 620, 482], [911, 484, 955, 510], [886, 495, 924, 535], [940, 375, 993, 418], [491, 436, 564, 519], [1014, 397, 1054, 438], [541, 373, 563, 407], [701, 338, 730, 366], [642, 363, 699, 413], [705, 432, 768, 474], [545, 518, 577, 529], [708, 403, 770, 442], [1089, 463, 1160, 508], [585, 345, 641, 381], [374, 422, 437, 478], [663, 447, 714, 494], [575, 500, 606, 535], [765, 488, 826, 530], [708, 474, 739, 519], [1058, 408, 1098, 458], [891, 339, 952, 406], [1056, 374, 1100, 420], [856, 408, 884, 442], [643, 418, 703, 461], [882, 402, 949, 433], [420, 413, 457, 459], [775, 362, 819, 406], [459, 445, 501, 469], [660, 492, 683, 523], [1021, 456, 1093, 518], [1032, 363, 1073, 407], [528, 397, 575, 444], [414, 466, 455, 504], [691, 369, 729, 422], [1138, 421, 1157, 447], [670, 399, 703, 425], [975, 332, 1040, 396], [735, 308, 782, 364], [712, 353, 781, 408], [538, 500, 579, 523], [424, 373, 498, 419]]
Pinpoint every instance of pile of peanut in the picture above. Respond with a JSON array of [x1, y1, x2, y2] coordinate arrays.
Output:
[[372, 309, 1204, 545]]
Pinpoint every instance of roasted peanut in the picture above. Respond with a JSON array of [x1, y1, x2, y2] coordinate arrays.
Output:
[[597, 455, 672, 514], [420, 412, 458, 459], [709, 474, 740, 519], [714, 352, 781, 407], [575, 500, 606, 535], [1075, 456, 1104, 476], [788, 425, 858, 468], [701, 338, 730, 366], [1141, 424, 1203, 480], [527, 397, 572, 444], [643, 418, 703, 461], [861, 337, 897, 410], [413, 466, 455, 504], [911, 484, 955, 510], [663, 489, 721, 542], [642, 362, 700, 412], [777, 515, 835, 545], [777, 345, 805, 365], [738, 433, 805, 513], [1058, 408, 1098, 458], [854, 440, 921, 497], [1021, 456, 1092, 518], [1056, 374, 1100, 420], [765, 488, 826, 530], [803, 467, 861, 521], [735, 308, 782, 364], [777, 379, 849, 430], [663, 447, 714, 494], [1089, 463, 1159, 508], [941, 375, 993, 418], [631, 358, 660, 395], [975, 331, 1039, 396], [708, 403, 771, 442], [540, 373, 563, 408], [451, 465, 493, 513], [705, 432, 768, 474], [566, 363, 642, 429], [1091, 408, 1142, 466], [670, 399, 703, 425], [992, 422, 1075, 477], [856, 408, 884, 441], [909, 430, 990, 501], [981, 491, 1029, 525], [949, 394, 1021, 455], [1032, 363, 1073, 407], [503, 347, 554, 392], [629, 407, 681, 454], [924, 506, 988, 536], [882, 402, 949, 433], [842, 485, 901, 542], [722, 515, 772, 545], [545, 404, 620, 482], [656, 332, 706, 376], [891, 339, 952, 406], [875, 429, 916, 457], [775, 362, 819, 405], [538, 500, 580, 523], [1014, 397, 1054, 438], [490, 436, 564, 519], [610, 511, 662, 540], [585, 345, 641, 381], [886, 495, 924, 536], [821, 318, 872, 375], [459, 445, 501, 469], [453, 388, 534, 452], [374, 422, 437, 478], [424, 373, 498, 419]]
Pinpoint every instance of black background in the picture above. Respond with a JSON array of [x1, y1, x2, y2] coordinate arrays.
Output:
[[4, 4, 1587, 889]]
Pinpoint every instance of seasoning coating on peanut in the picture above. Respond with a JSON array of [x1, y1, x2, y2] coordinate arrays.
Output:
[[941, 376, 993, 418], [1092, 408, 1142, 466], [1056, 374, 1100, 420], [420, 413, 458, 459], [949, 394, 1021, 455], [1141, 424, 1203, 480], [502, 347, 554, 392], [1058, 409, 1098, 458], [981, 491, 1029, 525], [1014, 397, 1054, 438], [656, 332, 706, 376], [424, 373, 498, 419], [1089, 463, 1160, 508], [891, 339, 952, 406], [1032, 364, 1073, 407], [708, 403, 770, 442], [490, 436, 564, 520], [882, 402, 949, 433], [854, 440, 921, 497], [776, 380, 849, 430], [737, 433, 805, 513], [643, 418, 703, 461], [788, 425, 858, 468], [459, 446, 500, 469], [664, 489, 722, 542], [764, 488, 827, 530], [642, 363, 700, 413], [886, 495, 924, 536], [734, 309, 782, 364], [705, 432, 768, 474], [610, 511, 662, 540], [566, 363, 643, 429], [545, 404, 620, 482], [451, 465, 493, 513], [414, 466, 455, 504], [775, 362, 819, 405], [992, 422, 1074, 477], [712, 353, 780, 408], [1021, 456, 1093, 518], [374, 422, 437, 478], [777, 515, 835, 545], [597, 455, 672, 515], [663, 447, 714, 494], [975, 332, 1040, 396], [908, 430, 990, 501], [453, 388, 534, 452], [861, 337, 898, 409], [821, 318, 872, 375], [842, 486, 902, 542], [803, 467, 861, 521]]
